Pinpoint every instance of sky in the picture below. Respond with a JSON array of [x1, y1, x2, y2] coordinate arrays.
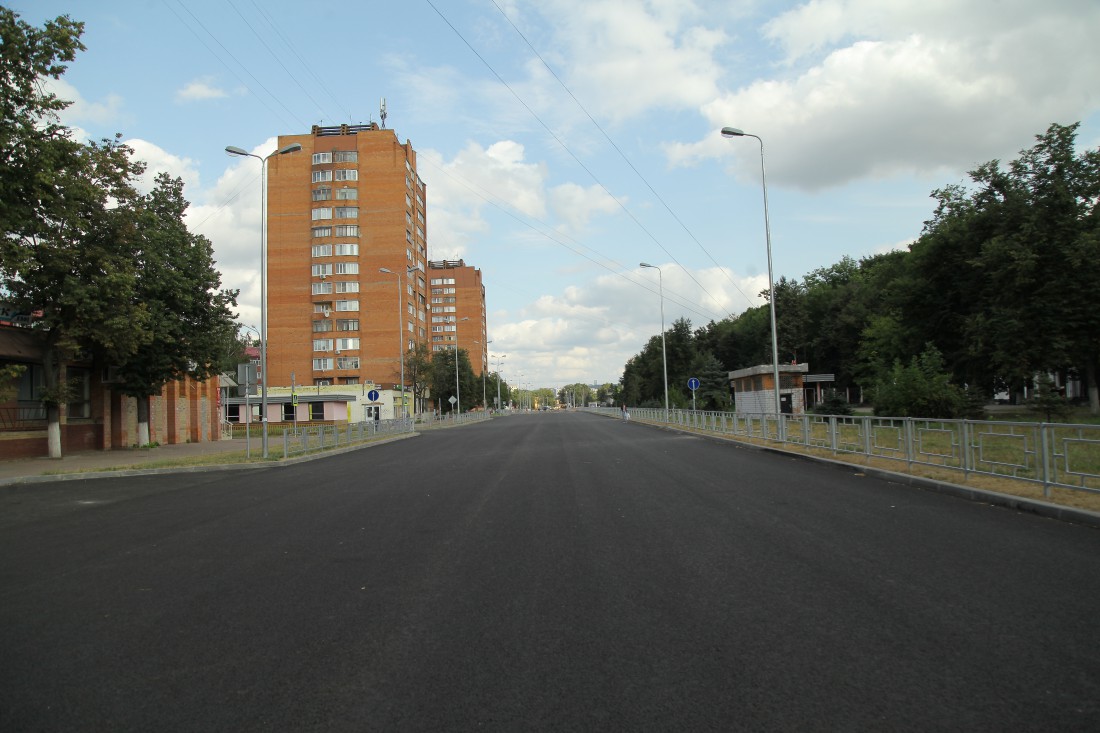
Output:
[[17, 0, 1100, 392]]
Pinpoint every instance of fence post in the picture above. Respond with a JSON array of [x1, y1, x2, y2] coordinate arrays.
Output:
[[1040, 424, 1052, 499], [283, 430, 288, 459], [905, 418, 914, 471], [829, 416, 837, 455], [961, 420, 971, 479], [862, 415, 872, 460]]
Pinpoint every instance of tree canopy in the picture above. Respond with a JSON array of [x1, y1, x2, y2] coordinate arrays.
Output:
[[619, 123, 1100, 417]]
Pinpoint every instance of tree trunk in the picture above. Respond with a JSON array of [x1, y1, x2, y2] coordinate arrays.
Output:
[[136, 395, 151, 446], [42, 344, 63, 458], [46, 403, 62, 459]]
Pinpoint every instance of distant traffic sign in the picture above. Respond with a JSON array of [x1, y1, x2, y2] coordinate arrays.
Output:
[[367, 389, 380, 402], [687, 377, 700, 391]]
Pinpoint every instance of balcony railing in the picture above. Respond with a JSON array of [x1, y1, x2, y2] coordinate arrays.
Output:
[[0, 405, 47, 431]]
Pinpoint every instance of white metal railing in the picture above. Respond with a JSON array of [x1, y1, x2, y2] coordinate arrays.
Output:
[[591, 407, 1100, 499]]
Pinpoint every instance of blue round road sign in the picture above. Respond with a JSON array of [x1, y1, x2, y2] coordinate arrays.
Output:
[[687, 377, 700, 391], [367, 389, 380, 401]]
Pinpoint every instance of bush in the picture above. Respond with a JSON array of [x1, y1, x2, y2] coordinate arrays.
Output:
[[810, 390, 854, 416], [1027, 374, 1072, 423], [872, 344, 964, 419]]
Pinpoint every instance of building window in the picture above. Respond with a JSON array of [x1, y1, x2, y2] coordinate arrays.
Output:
[[336, 356, 360, 370], [312, 188, 332, 201], [333, 263, 358, 275], [333, 151, 358, 163], [312, 152, 332, 164], [336, 319, 359, 331], [334, 226, 359, 238], [336, 338, 360, 351], [334, 281, 359, 293], [333, 243, 358, 256], [312, 207, 332, 220], [430, 278, 457, 285], [312, 320, 333, 333], [344, 377, 359, 385], [283, 403, 295, 421], [311, 227, 332, 238], [312, 282, 332, 295], [336, 187, 358, 200], [334, 207, 358, 219], [334, 169, 358, 181], [312, 263, 332, 277], [312, 170, 332, 183], [314, 302, 333, 313], [335, 300, 359, 311], [311, 244, 332, 257], [310, 402, 325, 420], [313, 339, 333, 351], [406, 230, 413, 243]]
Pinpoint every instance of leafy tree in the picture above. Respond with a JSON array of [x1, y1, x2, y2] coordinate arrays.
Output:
[[404, 342, 434, 416], [113, 173, 239, 444], [1027, 373, 1072, 423], [430, 348, 476, 414], [871, 344, 964, 419], [1, 17, 149, 456]]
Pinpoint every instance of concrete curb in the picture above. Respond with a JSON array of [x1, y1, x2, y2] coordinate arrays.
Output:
[[0, 432, 418, 487]]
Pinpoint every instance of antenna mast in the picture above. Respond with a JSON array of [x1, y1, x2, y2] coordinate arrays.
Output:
[[379, 98, 388, 129]]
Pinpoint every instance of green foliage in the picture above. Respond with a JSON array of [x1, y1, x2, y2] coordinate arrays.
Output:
[[689, 351, 731, 410], [430, 348, 476, 413], [0, 363, 26, 402], [115, 173, 239, 399], [810, 390, 854, 416], [1027, 374, 1072, 423], [872, 345, 964, 418]]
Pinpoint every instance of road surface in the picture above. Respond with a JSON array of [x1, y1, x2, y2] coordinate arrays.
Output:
[[2, 411, 1097, 731]]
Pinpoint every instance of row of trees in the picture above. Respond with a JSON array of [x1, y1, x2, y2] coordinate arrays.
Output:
[[402, 344, 513, 414], [620, 122, 1099, 418], [1, 10, 241, 455]]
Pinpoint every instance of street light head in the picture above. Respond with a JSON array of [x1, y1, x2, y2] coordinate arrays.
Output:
[[721, 127, 746, 137], [225, 145, 250, 157], [378, 267, 393, 274], [639, 262, 654, 268], [278, 142, 303, 155]]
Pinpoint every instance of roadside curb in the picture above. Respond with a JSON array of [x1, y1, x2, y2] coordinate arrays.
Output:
[[0, 432, 418, 487]]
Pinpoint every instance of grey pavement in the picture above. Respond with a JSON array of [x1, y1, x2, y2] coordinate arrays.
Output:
[[0, 437, 269, 484]]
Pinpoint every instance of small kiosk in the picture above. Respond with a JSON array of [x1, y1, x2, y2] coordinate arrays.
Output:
[[729, 363, 809, 415]]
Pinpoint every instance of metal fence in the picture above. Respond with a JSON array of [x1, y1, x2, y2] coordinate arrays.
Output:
[[282, 419, 415, 458], [591, 407, 1100, 499], [0, 405, 47, 431], [280, 411, 492, 458]]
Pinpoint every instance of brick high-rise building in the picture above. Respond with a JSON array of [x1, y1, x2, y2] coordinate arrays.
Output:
[[265, 123, 429, 390], [428, 259, 487, 375]]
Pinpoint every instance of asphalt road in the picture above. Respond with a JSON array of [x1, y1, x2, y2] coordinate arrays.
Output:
[[1, 412, 1098, 732]]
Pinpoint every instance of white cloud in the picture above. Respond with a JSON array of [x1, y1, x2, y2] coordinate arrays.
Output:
[[548, 182, 620, 233], [125, 138, 202, 194], [44, 78, 125, 126], [665, 1, 1100, 190], [175, 77, 229, 102]]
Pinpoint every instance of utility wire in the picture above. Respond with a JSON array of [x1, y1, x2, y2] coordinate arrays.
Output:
[[245, 0, 355, 123], [227, 0, 334, 122], [489, 0, 754, 314], [423, 0, 731, 320]]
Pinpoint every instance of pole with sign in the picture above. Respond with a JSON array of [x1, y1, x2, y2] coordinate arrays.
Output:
[[687, 377, 700, 412]]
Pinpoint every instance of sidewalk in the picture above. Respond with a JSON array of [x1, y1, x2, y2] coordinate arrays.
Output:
[[0, 438, 261, 485]]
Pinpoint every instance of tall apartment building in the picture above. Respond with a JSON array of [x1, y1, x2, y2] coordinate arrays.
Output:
[[428, 259, 487, 375], [265, 123, 429, 389]]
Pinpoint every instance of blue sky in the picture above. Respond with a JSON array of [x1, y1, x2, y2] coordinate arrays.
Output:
[[18, 0, 1100, 391]]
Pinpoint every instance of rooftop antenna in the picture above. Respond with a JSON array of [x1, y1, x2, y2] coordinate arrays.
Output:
[[380, 97, 388, 129]]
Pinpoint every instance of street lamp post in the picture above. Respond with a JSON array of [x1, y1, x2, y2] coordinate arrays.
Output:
[[640, 263, 670, 422], [482, 340, 492, 412], [379, 266, 415, 420], [721, 127, 783, 424], [225, 142, 302, 458], [494, 354, 507, 410]]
